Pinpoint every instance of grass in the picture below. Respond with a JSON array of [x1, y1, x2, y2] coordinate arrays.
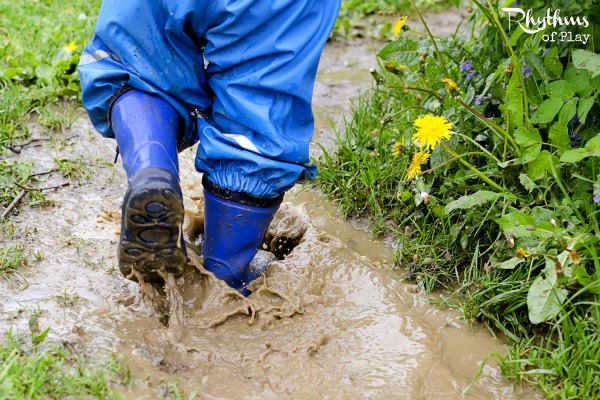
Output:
[[0, 328, 131, 399], [0, 242, 28, 277]]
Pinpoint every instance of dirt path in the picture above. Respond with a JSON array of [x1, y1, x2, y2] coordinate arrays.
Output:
[[1, 39, 538, 399]]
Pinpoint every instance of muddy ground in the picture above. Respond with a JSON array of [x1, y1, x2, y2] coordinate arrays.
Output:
[[1, 11, 540, 400]]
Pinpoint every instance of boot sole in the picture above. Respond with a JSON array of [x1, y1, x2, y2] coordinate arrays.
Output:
[[118, 168, 187, 283]]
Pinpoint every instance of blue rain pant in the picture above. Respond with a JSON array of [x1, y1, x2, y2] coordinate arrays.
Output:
[[79, 0, 341, 198]]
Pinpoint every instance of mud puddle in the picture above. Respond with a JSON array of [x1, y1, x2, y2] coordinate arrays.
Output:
[[1, 41, 538, 399]]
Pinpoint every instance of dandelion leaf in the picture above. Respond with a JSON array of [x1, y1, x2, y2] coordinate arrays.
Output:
[[506, 72, 524, 128], [527, 275, 567, 324], [494, 257, 524, 270], [444, 190, 502, 214]]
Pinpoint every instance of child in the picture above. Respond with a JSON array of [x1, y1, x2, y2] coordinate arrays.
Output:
[[79, 0, 341, 293]]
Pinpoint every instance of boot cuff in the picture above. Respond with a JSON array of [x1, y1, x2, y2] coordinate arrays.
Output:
[[202, 175, 283, 208]]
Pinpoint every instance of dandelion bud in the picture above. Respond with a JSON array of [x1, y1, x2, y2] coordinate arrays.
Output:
[[378, 11, 384, 16], [374, 3, 379, 8], [388, 11, 394, 16], [467, 6, 473, 13], [369, 151, 377, 158], [370, 68, 384, 84], [418, 35, 423, 40], [415, 94, 422, 103], [371, 128, 379, 137], [404, 89, 409, 94]]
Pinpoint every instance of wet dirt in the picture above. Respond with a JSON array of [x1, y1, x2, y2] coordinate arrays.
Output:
[[1, 39, 538, 399]]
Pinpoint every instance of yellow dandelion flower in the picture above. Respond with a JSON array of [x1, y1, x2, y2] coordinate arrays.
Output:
[[443, 78, 458, 93], [406, 150, 430, 180], [412, 114, 453, 150], [393, 16, 408, 38], [392, 137, 405, 157], [515, 247, 530, 259], [63, 42, 77, 52], [398, 64, 407, 69]]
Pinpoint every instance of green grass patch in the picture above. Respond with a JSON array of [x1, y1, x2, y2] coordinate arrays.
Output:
[[0, 242, 27, 277], [0, 329, 131, 399]]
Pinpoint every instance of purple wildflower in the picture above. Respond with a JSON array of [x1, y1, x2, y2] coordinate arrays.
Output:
[[594, 194, 600, 203], [474, 95, 483, 106], [569, 115, 579, 125], [460, 60, 473, 71], [466, 71, 476, 81], [522, 66, 533, 83], [569, 132, 582, 148]]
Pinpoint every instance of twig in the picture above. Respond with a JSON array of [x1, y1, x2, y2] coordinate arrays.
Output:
[[28, 169, 59, 178], [1, 189, 28, 220], [15, 182, 70, 192], [6, 138, 51, 154]]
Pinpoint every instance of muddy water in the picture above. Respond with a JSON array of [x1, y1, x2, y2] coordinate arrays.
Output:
[[1, 42, 537, 399]]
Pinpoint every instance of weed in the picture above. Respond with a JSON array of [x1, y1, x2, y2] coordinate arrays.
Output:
[[0, 328, 132, 398], [55, 288, 79, 307], [54, 157, 91, 180], [0, 242, 28, 276]]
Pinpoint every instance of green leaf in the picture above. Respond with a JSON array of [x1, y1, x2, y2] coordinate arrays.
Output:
[[35, 64, 54, 86], [527, 274, 567, 324], [444, 190, 504, 214], [527, 150, 556, 181], [548, 123, 570, 155], [506, 72, 524, 128], [522, 143, 541, 164], [560, 148, 591, 163], [545, 80, 576, 99], [525, 52, 549, 82], [543, 47, 563, 78], [497, 212, 537, 238], [558, 98, 577, 125], [560, 133, 600, 163], [578, 97, 595, 125], [564, 66, 593, 97], [574, 266, 600, 294], [514, 127, 542, 147], [494, 257, 525, 270], [530, 98, 564, 124], [378, 37, 419, 65], [32, 327, 50, 345], [519, 173, 538, 192], [573, 49, 600, 79]]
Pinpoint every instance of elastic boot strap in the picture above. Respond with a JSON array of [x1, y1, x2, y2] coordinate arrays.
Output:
[[202, 175, 283, 208]]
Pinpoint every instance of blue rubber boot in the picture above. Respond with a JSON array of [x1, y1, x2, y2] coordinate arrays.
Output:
[[201, 176, 282, 295], [111, 89, 187, 283]]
